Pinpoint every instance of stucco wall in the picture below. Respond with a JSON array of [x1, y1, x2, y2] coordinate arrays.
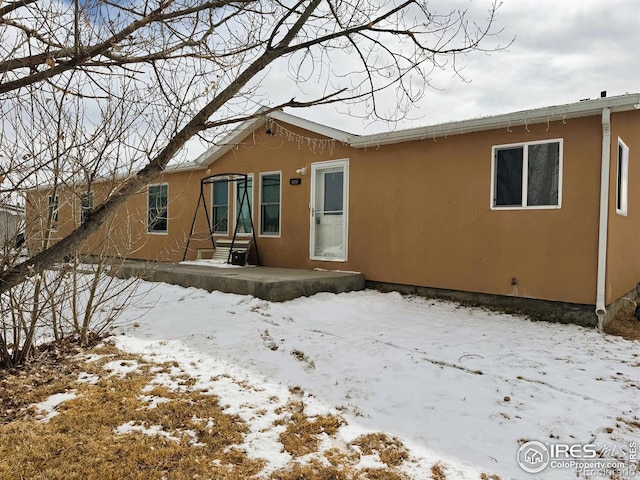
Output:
[[199, 117, 602, 305], [605, 110, 640, 304], [350, 118, 602, 305], [27, 113, 611, 306], [192, 126, 357, 268], [25, 170, 207, 258]]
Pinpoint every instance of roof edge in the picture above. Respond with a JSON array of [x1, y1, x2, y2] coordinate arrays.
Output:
[[166, 161, 206, 173], [194, 116, 267, 167], [348, 93, 640, 148], [195, 109, 354, 167], [269, 111, 352, 143]]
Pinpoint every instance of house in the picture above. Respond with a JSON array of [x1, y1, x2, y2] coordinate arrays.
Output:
[[0, 203, 24, 252], [26, 93, 640, 327]]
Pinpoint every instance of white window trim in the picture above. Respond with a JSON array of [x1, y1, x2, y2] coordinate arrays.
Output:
[[233, 173, 254, 237], [490, 138, 563, 210], [48, 194, 59, 232], [79, 191, 94, 225], [147, 183, 169, 235], [309, 158, 349, 262], [258, 171, 282, 238], [210, 180, 229, 236], [616, 137, 629, 216]]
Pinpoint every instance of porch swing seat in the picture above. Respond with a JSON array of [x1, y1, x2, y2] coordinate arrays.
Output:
[[197, 239, 252, 264], [214, 239, 251, 263]]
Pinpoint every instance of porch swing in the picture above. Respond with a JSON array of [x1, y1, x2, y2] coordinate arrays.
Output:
[[182, 173, 260, 265]]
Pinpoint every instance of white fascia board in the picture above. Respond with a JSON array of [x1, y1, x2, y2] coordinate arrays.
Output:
[[194, 116, 267, 167], [165, 161, 205, 173], [26, 162, 205, 192], [194, 111, 354, 167], [348, 93, 640, 148], [269, 111, 353, 143]]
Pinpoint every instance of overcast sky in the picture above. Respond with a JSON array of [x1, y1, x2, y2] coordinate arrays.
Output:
[[275, 0, 640, 135]]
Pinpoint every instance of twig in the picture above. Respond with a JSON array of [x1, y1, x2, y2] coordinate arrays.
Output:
[[458, 352, 484, 362]]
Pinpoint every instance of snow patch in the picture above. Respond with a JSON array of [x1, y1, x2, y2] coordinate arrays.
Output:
[[32, 391, 77, 423]]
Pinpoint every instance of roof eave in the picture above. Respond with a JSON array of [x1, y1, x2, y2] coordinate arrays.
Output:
[[195, 110, 354, 167], [194, 116, 267, 167], [166, 160, 206, 173], [269, 111, 351, 143], [348, 94, 640, 148]]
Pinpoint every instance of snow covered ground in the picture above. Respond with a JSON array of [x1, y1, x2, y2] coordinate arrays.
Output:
[[111, 282, 640, 479]]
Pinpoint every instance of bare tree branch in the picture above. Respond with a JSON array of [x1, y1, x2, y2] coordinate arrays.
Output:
[[0, 0, 507, 295], [0, 0, 40, 18]]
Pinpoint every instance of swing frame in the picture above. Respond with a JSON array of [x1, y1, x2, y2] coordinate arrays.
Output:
[[182, 173, 260, 265]]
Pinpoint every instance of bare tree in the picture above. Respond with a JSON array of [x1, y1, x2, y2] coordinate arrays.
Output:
[[0, 0, 506, 293]]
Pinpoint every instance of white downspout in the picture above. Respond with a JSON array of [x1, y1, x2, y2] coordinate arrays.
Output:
[[596, 107, 611, 330]]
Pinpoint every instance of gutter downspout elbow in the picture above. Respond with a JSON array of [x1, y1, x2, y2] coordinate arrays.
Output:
[[596, 107, 611, 330]]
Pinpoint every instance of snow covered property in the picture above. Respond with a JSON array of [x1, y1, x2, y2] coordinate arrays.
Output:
[[112, 283, 640, 479], [27, 93, 640, 327]]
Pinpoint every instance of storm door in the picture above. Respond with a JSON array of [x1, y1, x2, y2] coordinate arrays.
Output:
[[310, 159, 348, 261]]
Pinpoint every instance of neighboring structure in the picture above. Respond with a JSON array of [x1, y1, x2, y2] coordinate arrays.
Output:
[[0, 203, 24, 252], [27, 93, 640, 327]]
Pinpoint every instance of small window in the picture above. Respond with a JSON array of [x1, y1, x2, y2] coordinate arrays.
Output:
[[236, 175, 253, 234], [212, 181, 229, 234], [48, 195, 59, 230], [617, 138, 629, 216], [492, 140, 562, 209], [260, 173, 281, 235], [324, 171, 344, 215], [80, 191, 93, 224], [148, 184, 168, 233]]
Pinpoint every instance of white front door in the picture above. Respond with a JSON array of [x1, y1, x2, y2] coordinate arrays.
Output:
[[310, 159, 348, 261]]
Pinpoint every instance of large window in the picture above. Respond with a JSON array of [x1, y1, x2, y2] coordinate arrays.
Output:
[[48, 195, 59, 230], [492, 140, 562, 209], [148, 184, 168, 233], [212, 181, 229, 234], [80, 191, 93, 224], [235, 175, 253, 234], [260, 172, 281, 236], [617, 138, 629, 216]]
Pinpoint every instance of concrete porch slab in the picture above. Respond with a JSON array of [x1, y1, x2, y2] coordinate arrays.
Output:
[[115, 261, 366, 302]]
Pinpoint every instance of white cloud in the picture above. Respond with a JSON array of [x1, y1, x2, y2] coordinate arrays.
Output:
[[274, 0, 640, 134]]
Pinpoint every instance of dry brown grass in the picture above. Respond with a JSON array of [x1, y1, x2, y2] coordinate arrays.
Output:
[[605, 304, 640, 341], [358, 468, 410, 480], [268, 461, 411, 480], [0, 339, 501, 480], [0, 341, 85, 424], [0, 341, 264, 480], [269, 459, 350, 480], [350, 433, 409, 467], [431, 463, 447, 479], [324, 447, 360, 467], [277, 400, 344, 456]]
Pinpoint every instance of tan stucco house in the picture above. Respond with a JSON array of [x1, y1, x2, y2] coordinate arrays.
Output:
[[28, 93, 640, 326]]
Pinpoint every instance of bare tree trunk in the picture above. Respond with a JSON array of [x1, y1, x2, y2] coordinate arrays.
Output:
[[0, 0, 504, 366]]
